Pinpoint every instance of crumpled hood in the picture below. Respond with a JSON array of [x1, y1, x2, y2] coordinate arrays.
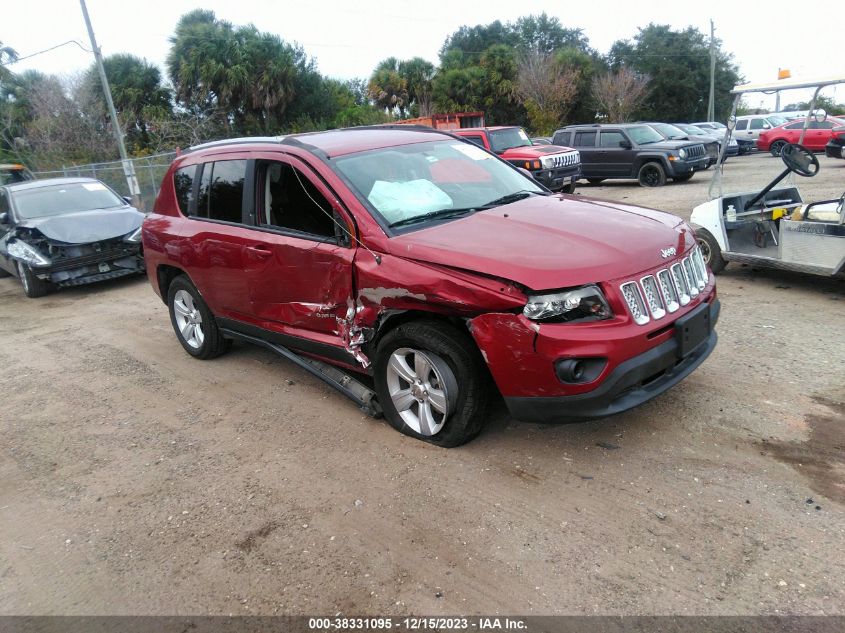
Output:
[[386, 195, 692, 290], [19, 207, 144, 244]]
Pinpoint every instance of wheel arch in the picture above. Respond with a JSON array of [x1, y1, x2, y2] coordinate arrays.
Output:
[[156, 263, 191, 304]]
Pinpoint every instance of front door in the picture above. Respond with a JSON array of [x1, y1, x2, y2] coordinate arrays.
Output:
[[241, 155, 357, 347], [595, 130, 636, 177]]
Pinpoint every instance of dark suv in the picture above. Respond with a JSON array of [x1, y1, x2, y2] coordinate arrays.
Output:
[[552, 124, 709, 187]]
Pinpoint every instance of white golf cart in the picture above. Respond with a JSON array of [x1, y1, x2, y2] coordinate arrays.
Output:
[[691, 76, 845, 277]]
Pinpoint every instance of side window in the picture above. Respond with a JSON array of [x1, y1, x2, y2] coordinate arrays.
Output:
[[191, 160, 246, 223], [173, 165, 196, 215], [552, 131, 571, 146], [0, 190, 9, 214], [258, 161, 337, 239], [573, 131, 597, 147], [463, 135, 486, 148], [785, 122, 804, 130], [735, 119, 748, 131], [195, 163, 212, 218], [599, 131, 626, 147], [816, 121, 836, 129], [750, 119, 766, 130]]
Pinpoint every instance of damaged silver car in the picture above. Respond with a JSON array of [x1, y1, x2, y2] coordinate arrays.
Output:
[[0, 177, 145, 298]]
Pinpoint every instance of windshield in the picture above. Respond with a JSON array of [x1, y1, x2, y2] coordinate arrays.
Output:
[[678, 124, 707, 135], [488, 127, 532, 152], [650, 123, 686, 139], [628, 126, 665, 145], [12, 182, 126, 219], [334, 140, 543, 229], [767, 116, 787, 127]]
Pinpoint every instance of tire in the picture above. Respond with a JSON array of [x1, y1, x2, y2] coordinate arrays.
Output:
[[638, 162, 666, 187], [770, 140, 787, 157], [560, 183, 576, 194], [586, 178, 605, 185], [373, 320, 491, 447], [696, 229, 726, 275], [16, 261, 53, 298], [167, 275, 231, 359], [673, 173, 694, 182]]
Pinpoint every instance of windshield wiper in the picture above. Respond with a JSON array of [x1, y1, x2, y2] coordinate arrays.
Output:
[[388, 207, 477, 229], [480, 190, 548, 209]]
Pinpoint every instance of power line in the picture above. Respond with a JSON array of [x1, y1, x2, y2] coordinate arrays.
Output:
[[0, 40, 92, 66]]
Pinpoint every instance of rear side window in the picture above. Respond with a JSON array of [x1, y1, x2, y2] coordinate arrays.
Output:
[[173, 165, 196, 215], [573, 131, 597, 147], [193, 160, 246, 223]]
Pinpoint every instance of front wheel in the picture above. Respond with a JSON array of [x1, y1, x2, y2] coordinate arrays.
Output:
[[167, 275, 231, 359], [560, 183, 576, 194], [373, 321, 491, 447], [16, 261, 53, 298], [696, 229, 726, 274], [638, 162, 666, 187]]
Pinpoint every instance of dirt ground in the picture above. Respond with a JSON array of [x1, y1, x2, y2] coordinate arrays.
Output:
[[1, 153, 843, 616]]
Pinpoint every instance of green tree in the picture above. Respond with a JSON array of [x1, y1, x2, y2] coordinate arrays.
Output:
[[512, 13, 589, 55], [399, 57, 436, 117], [608, 24, 741, 121], [367, 57, 409, 117], [0, 41, 18, 83]]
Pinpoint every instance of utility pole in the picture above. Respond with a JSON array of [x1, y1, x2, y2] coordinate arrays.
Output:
[[707, 19, 716, 122], [79, 0, 142, 208]]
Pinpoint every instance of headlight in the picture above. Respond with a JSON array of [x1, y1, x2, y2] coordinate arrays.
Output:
[[7, 240, 50, 266], [523, 285, 613, 322], [678, 148, 687, 159], [124, 227, 142, 243]]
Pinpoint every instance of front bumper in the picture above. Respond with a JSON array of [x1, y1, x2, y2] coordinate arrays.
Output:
[[505, 299, 720, 423], [532, 166, 581, 191], [31, 247, 144, 286], [667, 156, 709, 176]]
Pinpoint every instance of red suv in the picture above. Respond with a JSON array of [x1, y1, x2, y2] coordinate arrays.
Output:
[[143, 128, 719, 447]]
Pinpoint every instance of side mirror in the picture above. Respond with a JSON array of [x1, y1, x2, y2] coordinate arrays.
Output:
[[123, 196, 133, 205], [619, 140, 632, 149], [517, 167, 536, 180], [813, 109, 827, 123], [762, 123, 771, 129], [0, 212, 8, 225]]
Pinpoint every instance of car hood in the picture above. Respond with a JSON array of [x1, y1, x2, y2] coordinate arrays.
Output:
[[386, 195, 691, 290], [502, 144, 577, 159], [17, 207, 144, 243], [643, 139, 702, 151]]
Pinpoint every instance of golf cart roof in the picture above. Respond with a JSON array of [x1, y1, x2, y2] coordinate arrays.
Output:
[[731, 76, 845, 95]]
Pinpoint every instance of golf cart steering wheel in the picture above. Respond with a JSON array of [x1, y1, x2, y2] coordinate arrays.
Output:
[[781, 143, 819, 177]]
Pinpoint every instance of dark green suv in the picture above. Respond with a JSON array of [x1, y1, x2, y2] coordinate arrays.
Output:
[[552, 124, 709, 187]]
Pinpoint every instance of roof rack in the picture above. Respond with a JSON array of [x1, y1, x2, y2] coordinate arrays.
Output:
[[185, 136, 286, 154]]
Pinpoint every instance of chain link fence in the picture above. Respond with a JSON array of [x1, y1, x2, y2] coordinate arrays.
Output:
[[32, 152, 177, 211]]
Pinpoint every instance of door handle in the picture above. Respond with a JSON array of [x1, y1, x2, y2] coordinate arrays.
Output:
[[246, 244, 273, 259]]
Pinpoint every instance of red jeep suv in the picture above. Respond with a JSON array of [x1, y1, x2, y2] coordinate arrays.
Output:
[[143, 127, 719, 447]]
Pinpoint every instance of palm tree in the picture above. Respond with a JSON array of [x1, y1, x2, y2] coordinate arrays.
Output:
[[0, 41, 19, 83], [368, 57, 409, 117]]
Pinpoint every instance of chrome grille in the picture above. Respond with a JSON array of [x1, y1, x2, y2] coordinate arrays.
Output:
[[691, 246, 708, 288], [657, 269, 680, 313], [670, 263, 691, 306], [543, 151, 580, 169], [621, 282, 650, 325], [640, 275, 666, 319], [682, 258, 699, 297]]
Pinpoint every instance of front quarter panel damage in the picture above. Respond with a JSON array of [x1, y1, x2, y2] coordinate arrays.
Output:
[[346, 253, 527, 365]]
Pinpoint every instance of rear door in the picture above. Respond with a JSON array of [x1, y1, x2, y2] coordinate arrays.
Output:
[[570, 129, 599, 176], [595, 129, 636, 177], [240, 154, 356, 347]]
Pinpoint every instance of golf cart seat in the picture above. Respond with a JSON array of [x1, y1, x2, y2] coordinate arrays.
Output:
[[791, 201, 842, 222]]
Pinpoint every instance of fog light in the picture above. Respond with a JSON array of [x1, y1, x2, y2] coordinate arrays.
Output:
[[555, 358, 607, 384]]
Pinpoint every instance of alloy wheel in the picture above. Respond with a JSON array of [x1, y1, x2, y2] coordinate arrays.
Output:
[[386, 348, 452, 436], [172, 289, 205, 349]]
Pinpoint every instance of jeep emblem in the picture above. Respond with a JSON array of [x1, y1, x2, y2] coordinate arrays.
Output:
[[661, 247, 677, 259]]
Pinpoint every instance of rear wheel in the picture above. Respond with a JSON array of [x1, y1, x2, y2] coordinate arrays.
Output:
[[374, 320, 491, 447], [696, 229, 726, 274], [770, 140, 787, 157], [638, 162, 666, 187], [16, 261, 53, 298], [167, 275, 231, 359]]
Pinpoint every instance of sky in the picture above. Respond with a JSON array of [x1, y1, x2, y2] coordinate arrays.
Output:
[[3, 0, 844, 111]]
